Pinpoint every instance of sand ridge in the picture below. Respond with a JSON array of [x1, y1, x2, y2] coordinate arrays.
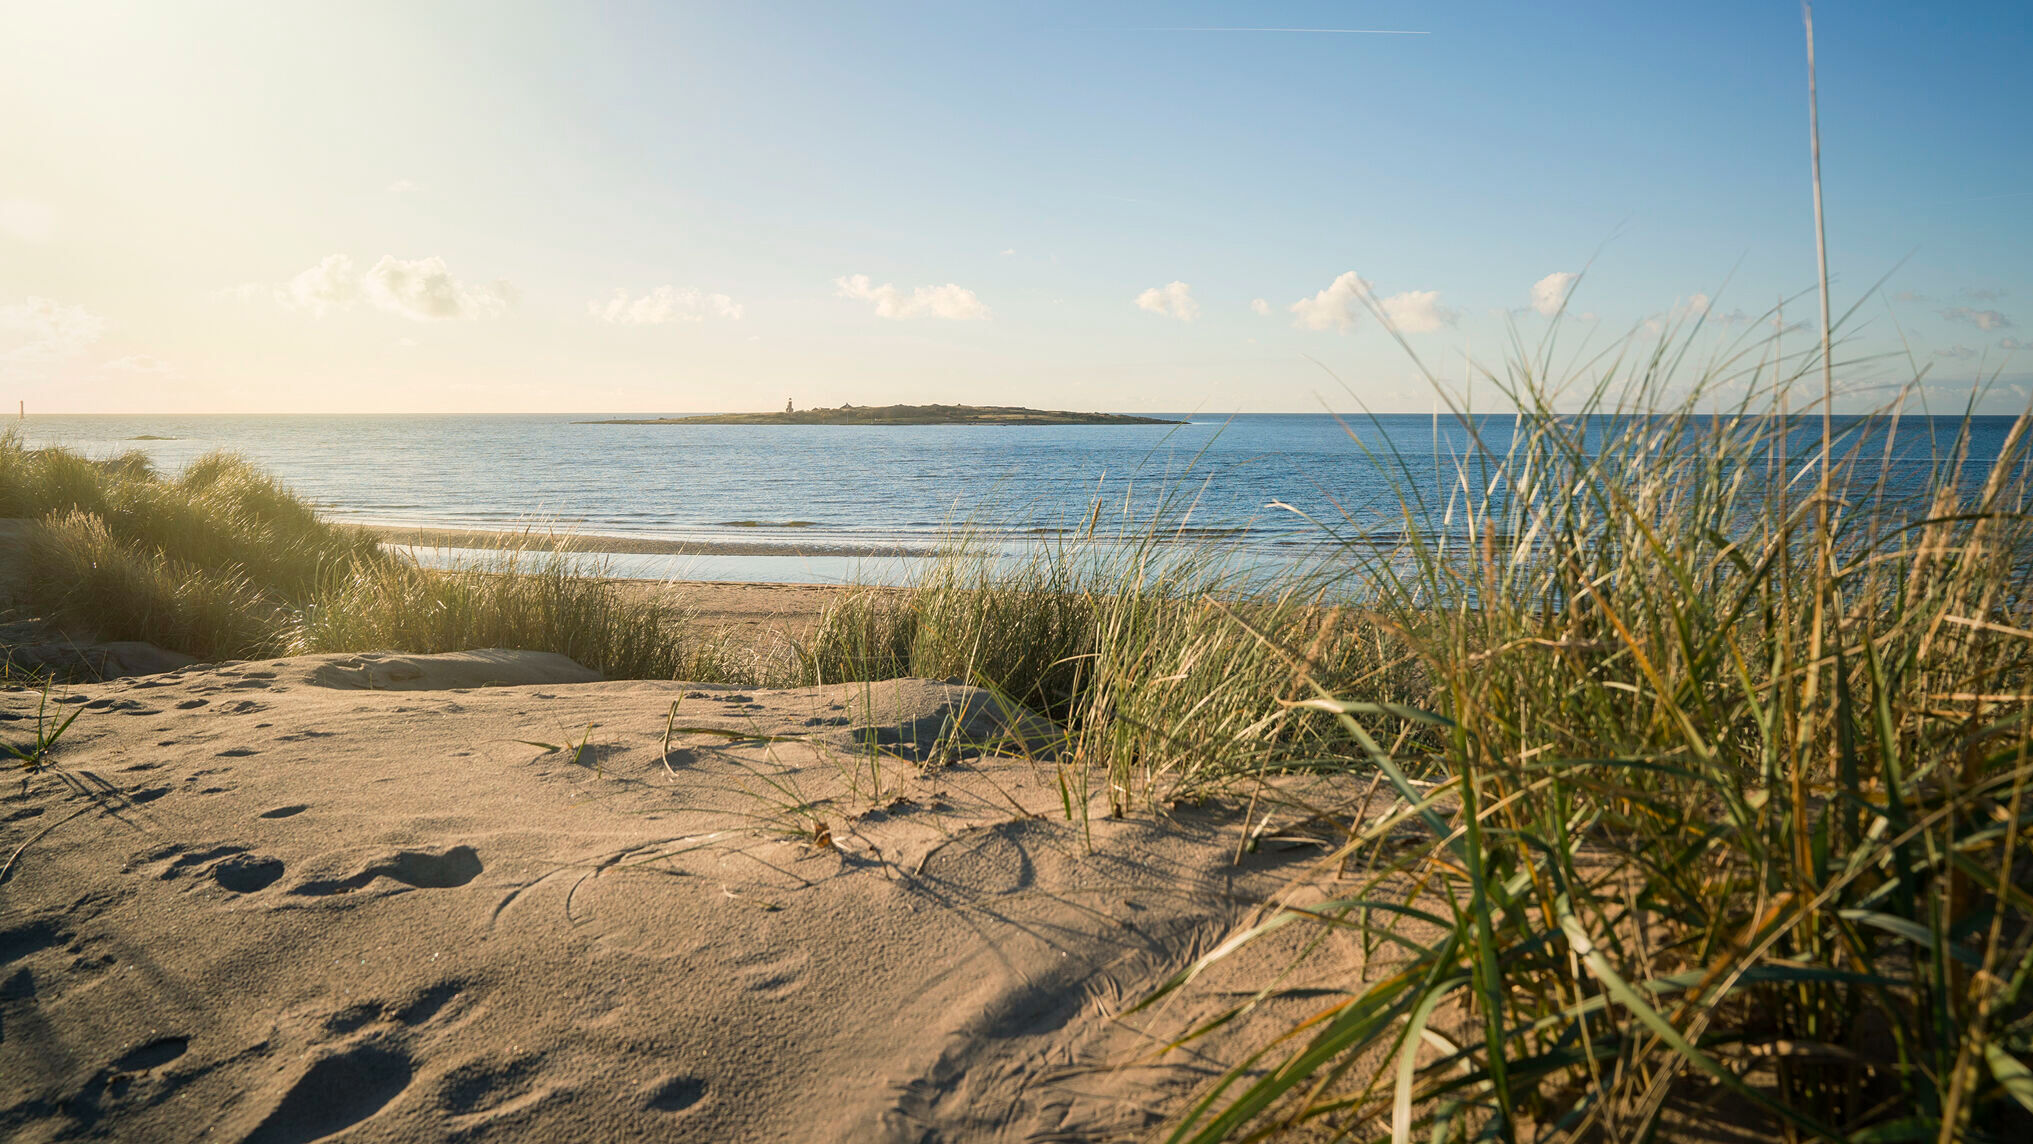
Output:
[[1, 650, 1361, 1142]]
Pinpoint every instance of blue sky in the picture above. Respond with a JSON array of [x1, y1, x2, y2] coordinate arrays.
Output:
[[2, 1, 2027, 413]]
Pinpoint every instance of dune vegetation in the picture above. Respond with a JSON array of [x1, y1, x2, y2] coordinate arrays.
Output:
[[5, 320, 2033, 1140], [0, 436, 694, 678], [794, 338, 2033, 1137]]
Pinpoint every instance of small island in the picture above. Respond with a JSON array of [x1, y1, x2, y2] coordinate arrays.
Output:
[[578, 403, 1185, 426]]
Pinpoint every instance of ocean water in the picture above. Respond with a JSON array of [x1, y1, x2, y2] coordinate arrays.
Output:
[[11, 412, 2022, 584]]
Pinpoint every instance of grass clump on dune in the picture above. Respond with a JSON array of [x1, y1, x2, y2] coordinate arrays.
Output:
[[1147, 329, 2033, 1140], [28, 508, 281, 660], [293, 540, 697, 680], [5, 435, 377, 659], [1, 433, 698, 675], [804, 521, 1420, 807]]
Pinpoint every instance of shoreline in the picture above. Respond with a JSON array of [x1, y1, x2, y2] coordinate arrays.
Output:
[[362, 523, 936, 558]]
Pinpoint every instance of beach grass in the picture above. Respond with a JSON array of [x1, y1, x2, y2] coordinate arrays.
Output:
[[0, 433, 700, 676], [292, 539, 698, 680], [1129, 340, 2033, 1138], [801, 532, 1419, 809], [6, 348, 2031, 1138], [0, 679, 86, 775]]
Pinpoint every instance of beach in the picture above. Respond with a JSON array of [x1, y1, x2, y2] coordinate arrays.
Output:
[[0, 646, 1364, 1142], [0, 508, 1370, 1142]]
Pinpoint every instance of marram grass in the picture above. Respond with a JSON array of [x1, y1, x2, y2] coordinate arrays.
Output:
[[1140, 340, 2033, 1141], [0, 433, 701, 676]]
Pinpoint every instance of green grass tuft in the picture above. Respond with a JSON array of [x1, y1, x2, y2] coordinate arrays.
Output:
[[1, 433, 707, 675], [1148, 337, 2033, 1140], [290, 543, 698, 680]]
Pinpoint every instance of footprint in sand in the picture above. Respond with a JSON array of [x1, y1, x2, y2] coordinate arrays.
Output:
[[436, 1052, 550, 1119], [289, 846, 483, 896], [68, 1036, 191, 1117], [112, 1035, 189, 1071], [145, 844, 286, 893], [318, 980, 464, 1036], [731, 948, 810, 999], [257, 805, 308, 819], [243, 1043, 413, 1144], [80, 698, 162, 715], [212, 855, 286, 894], [642, 1074, 708, 1113], [394, 981, 464, 1026], [323, 1002, 383, 1035]]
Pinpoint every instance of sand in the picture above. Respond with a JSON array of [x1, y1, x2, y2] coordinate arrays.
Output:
[[365, 524, 931, 559], [649, 579, 864, 643], [0, 647, 1368, 1142]]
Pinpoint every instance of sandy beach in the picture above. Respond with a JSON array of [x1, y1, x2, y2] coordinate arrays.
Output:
[[0, 639, 1365, 1142]]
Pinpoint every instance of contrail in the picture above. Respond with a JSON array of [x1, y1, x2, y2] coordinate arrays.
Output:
[[1140, 27, 1430, 35]]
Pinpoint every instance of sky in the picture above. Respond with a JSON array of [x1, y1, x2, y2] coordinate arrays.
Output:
[[2, 1, 2029, 415]]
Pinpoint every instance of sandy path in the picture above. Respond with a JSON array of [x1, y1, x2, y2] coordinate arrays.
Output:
[[0, 650, 1363, 1142]]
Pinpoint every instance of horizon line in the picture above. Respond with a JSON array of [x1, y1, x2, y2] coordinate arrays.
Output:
[[1134, 27, 1431, 36]]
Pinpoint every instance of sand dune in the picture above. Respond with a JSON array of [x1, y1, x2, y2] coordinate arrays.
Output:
[[2, 649, 1360, 1142]]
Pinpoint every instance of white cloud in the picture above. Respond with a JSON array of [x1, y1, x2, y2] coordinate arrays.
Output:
[[229, 254, 513, 321], [387, 178, 417, 194], [1529, 271, 1578, 317], [362, 255, 513, 321], [1000, 248, 1016, 256], [1682, 292, 1711, 316], [1377, 289, 1455, 333], [281, 253, 364, 316], [1249, 298, 1272, 317], [590, 286, 744, 324], [1, 296, 106, 370], [1933, 345, 1979, 361], [833, 274, 989, 320], [1290, 271, 1372, 331], [0, 199, 55, 243], [1288, 272, 1454, 333], [1135, 281, 1198, 322], [2001, 337, 2029, 352], [1942, 306, 2014, 331]]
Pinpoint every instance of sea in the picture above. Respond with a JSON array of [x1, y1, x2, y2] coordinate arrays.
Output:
[[10, 413, 2023, 585]]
